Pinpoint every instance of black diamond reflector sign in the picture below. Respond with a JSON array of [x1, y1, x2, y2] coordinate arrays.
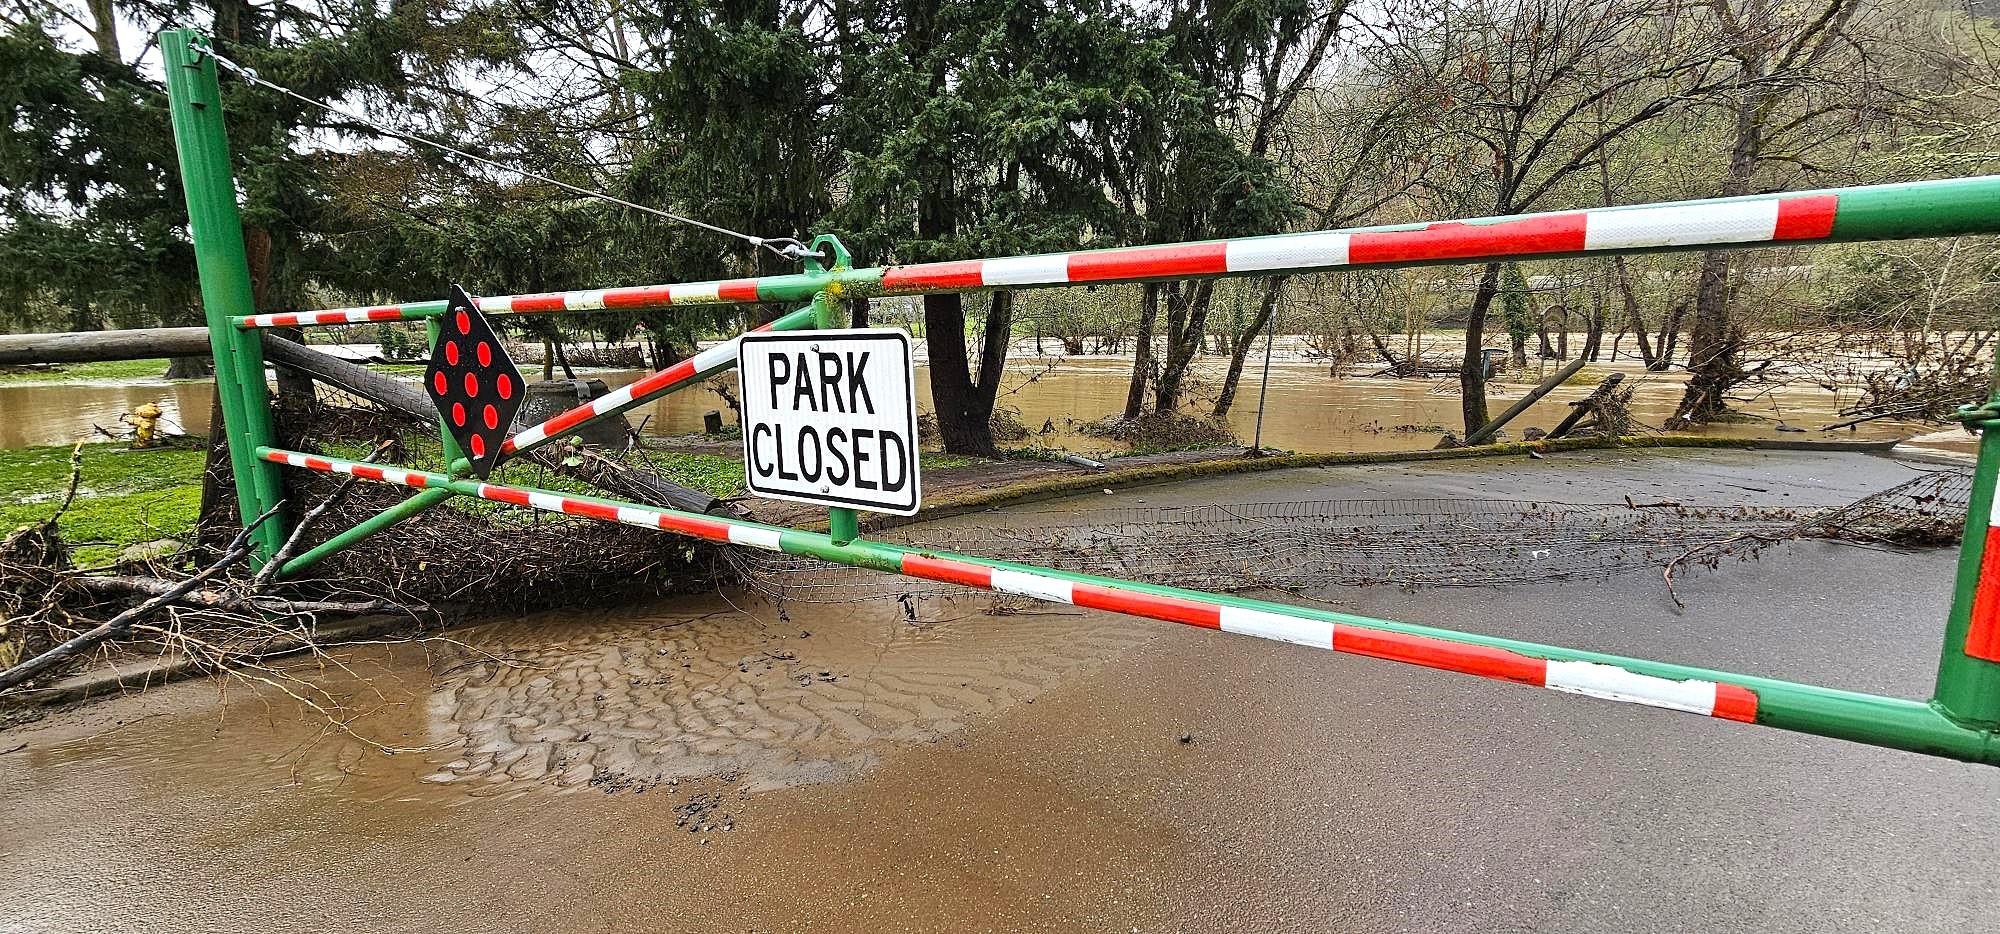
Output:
[[424, 286, 524, 479]]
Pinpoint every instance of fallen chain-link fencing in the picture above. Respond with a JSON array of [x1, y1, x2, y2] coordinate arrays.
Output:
[[723, 467, 1975, 605]]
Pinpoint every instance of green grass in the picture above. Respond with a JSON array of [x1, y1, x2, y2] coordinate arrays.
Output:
[[0, 442, 207, 563], [921, 452, 993, 470], [0, 359, 191, 384]]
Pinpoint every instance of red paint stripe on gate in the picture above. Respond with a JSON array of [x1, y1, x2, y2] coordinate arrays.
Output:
[[559, 498, 622, 522], [532, 406, 598, 442], [883, 261, 985, 291], [1068, 243, 1228, 282], [1348, 214, 1588, 265], [902, 554, 995, 588], [1072, 583, 1222, 628], [348, 465, 386, 481], [718, 279, 762, 302], [601, 286, 676, 308], [1331, 627, 1548, 686], [266, 313, 300, 327], [511, 293, 567, 313], [482, 486, 532, 507], [659, 513, 734, 542], [365, 307, 404, 321], [1773, 195, 1838, 241], [1711, 684, 1759, 722], [1965, 525, 2000, 662]]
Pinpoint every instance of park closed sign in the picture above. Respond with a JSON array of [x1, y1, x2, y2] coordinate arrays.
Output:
[[738, 329, 922, 515]]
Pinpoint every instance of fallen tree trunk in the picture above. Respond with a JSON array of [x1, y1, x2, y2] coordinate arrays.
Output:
[[1457, 355, 1591, 447], [66, 575, 401, 617], [0, 327, 210, 365]]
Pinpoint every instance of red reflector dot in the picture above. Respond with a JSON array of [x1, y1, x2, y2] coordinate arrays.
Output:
[[463, 372, 479, 397], [451, 402, 466, 426], [469, 434, 486, 457], [477, 342, 492, 367], [483, 405, 499, 430], [455, 310, 471, 335], [432, 371, 447, 395], [445, 341, 459, 365], [497, 374, 513, 399]]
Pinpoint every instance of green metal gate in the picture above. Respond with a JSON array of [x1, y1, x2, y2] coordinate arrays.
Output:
[[163, 28, 2000, 764]]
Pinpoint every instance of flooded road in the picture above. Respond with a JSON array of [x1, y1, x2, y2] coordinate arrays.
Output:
[[4, 450, 1997, 932], [0, 346, 1950, 453]]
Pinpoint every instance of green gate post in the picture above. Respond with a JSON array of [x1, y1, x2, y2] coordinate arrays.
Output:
[[1934, 355, 2000, 728], [806, 235, 860, 545], [160, 29, 288, 562]]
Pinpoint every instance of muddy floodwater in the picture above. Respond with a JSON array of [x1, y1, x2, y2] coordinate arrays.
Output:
[[5, 451, 1999, 932], [0, 345, 1959, 453]]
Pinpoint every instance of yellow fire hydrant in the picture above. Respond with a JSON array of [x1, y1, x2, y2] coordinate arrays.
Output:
[[124, 402, 163, 449]]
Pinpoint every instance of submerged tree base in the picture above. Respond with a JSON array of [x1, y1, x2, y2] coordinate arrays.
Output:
[[1077, 412, 1239, 453]]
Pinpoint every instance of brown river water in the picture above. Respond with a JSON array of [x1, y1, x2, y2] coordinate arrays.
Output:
[[0, 346, 1960, 453]]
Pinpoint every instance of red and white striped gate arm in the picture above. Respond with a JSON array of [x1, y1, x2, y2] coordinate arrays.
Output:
[[880, 195, 1837, 291]]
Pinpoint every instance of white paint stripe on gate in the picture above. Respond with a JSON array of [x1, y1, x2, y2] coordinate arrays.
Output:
[[690, 342, 738, 372], [1225, 232, 1351, 272], [990, 569, 1074, 604], [615, 506, 660, 528], [1218, 605, 1336, 648], [669, 282, 722, 303], [728, 526, 785, 552], [1543, 660, 1719, 715], [1582, 202, 1779, 251], [981, 255, 1071, 286]]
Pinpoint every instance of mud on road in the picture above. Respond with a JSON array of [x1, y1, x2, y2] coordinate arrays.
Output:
[[3, 449, 1997, 933]]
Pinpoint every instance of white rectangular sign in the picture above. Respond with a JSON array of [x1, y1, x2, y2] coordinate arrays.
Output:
[[738, 329, 921, 515]]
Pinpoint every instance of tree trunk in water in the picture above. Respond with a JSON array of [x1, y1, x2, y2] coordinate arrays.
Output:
[[1457, 263, 1502, 436], [1211, 277, 1286, 420], [551, 333, 577, 380], [1673, 9, 1767, 423], [924, 292, 998, 455], [1583, 292, 1606, 361], [1654, 302, 1685, 372], [1153, 281, 1214, 413], [1123, 284, 1160, 419], [1672, 254, 1739, 426], [164, 357, 213, 379], [1370, 331, 1417, 376], [1611, 256, 1658, 369]]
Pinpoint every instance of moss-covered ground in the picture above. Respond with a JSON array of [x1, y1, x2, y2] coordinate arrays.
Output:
[[0, 442, 208, 563], [0, 359, 191, 385]]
